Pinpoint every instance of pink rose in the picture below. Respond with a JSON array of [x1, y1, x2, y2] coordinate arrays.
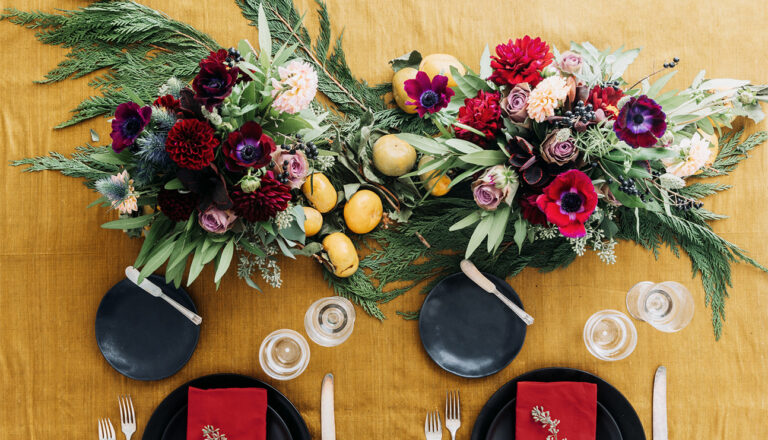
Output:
[[558, 51, 583, 74], [501, 83, 530, 123], [198, 206, 237, 234], [271, 149, 309, 189], [540, 129, 578, 165], [471, 165, 519, 211]]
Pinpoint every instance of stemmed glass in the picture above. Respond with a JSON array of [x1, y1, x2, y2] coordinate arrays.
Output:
[[625, 281, 694, 332]]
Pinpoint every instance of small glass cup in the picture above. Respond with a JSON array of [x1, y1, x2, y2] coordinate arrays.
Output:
[[626, 281, 694, 332], [258, 329, 310, 381], [583, 310, 638, 361], [304, 296, 356, 347]]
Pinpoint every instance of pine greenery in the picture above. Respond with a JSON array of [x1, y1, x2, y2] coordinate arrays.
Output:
[[1, 1, 219, 127]]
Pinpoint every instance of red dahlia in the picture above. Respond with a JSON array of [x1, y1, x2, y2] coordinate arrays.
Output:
[[454, 91, 502, 146], [153, 94, 180, 111], [157, 189, 199, 222], [586, 85, 625, 120], [165, 119, 218, 170], [489, 36, 554, 87], [231, 172, 292, 222]]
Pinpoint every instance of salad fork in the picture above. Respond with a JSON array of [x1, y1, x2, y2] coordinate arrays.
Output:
[[98, 418, 116, 440], [119, 395, 136, 440], [445, 390, 461, 440], [425, 410, 442, 440]]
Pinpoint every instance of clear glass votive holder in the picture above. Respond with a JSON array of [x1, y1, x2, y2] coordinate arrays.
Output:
[[304, 296, 356, 347], [259, 329, 310, 381], [583, 310, 638, 361]]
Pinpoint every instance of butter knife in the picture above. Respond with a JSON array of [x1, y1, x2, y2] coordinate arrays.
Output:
[[653, 366, 668, 440], [459, 259, 534, 325], [124, 266, 202, 325], [321, 373, 336, 440]]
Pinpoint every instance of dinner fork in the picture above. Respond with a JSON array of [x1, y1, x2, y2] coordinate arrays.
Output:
[[425, 410, 442, 440], [98, 418, 116, 440], [445, 390, 461, 440], [119, 395, 136, 440]]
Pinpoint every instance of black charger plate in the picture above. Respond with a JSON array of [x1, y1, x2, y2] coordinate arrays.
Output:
[[471, 368, 645, 440], [95, 275, 200, 381], [142, 373, 310, 440], [419, 272, 526, 378], [161, 405, 291, 440], [485, 398, 622, 440]]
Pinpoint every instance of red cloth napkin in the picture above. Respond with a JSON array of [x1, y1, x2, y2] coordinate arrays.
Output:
[[187, 387, 268, 440], [516, 381, 597, 440]]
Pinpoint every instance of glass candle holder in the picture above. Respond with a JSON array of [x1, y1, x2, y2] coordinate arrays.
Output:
[[626, 281, 694, 332], [304, 296, 356, 347], [258, 329, 310, 381]]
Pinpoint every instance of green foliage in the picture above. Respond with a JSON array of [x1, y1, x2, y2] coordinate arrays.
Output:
[[700, 130, 768, 176], [10, 145, 119, 185], [1, 1, 219, 127]]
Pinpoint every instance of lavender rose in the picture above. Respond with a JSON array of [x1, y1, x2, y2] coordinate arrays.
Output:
[[471, 165, 519, 210], [540, 129, 578, 165], [558, 51, 583, 74], [198, 206, 237, 234], [501, 83, 530, 123], [271, 149, 309, 189]]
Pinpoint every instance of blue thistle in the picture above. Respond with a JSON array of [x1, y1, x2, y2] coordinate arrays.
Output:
[[134, 106, 176, 169], [95, 174, 130, 203]]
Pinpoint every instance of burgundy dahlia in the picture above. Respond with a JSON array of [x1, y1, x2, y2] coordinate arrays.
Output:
[[404, 71, 454, 117], [157, 189, 199, 222], [613, 95, 667, 148], [489, 36, 554, 87], [110, 102, 152, 153], [222, 121, 276, 171], [519, 193, 547, 225], [585, 85, 624, 121], [153, 94, 180, 111], [192, 49, 240, 110], [454, 91, 502, 146], [231, 172, 292, 222], [165, 119, 219, 170]]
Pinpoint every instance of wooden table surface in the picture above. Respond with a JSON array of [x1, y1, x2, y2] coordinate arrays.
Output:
[[1, 0, 768, 438]]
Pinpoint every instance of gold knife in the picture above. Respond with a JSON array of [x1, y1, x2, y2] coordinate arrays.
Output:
[[321, 373, 335, 440]]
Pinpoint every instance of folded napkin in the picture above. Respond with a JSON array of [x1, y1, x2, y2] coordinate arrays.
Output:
[[516, 381, 597, 440], [187, 387, 268, 440]]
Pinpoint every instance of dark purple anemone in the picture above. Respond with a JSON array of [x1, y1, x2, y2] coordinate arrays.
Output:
[[110, 102, 151, 153], [613, 95, 667, 148], [221, 121, 276, 171], [404, 71, 455, 117]]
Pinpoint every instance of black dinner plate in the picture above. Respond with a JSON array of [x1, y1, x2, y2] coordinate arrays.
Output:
[[95, 275, 200, 381], [471, 368, 645, 440], [485, 398, 622, 440], [161, 405, 291, 440], [419, 272, 526, 378], [143, 373, 310, 440]]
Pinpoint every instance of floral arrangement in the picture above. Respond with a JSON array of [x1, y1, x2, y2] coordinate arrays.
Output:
[[5, 0, 768, 337]]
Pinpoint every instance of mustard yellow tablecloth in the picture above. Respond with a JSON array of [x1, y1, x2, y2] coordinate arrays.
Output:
[[2, 0, 768, 438]]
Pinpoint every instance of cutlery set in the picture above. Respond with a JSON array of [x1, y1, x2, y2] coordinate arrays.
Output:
[[99, 395, 136, 440], [425, 391, 461, 440]]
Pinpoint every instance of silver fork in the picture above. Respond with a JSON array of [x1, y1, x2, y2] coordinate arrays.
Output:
[[445, 391, 461, 440], [118, 395, 136, 440], [424, 410, 442, 440], [98, 418, 116, 440]]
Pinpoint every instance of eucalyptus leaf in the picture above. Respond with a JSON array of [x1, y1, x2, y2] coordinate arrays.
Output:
[[450, 211, 481, 231], [134, 215, 172, 267], [137, 237, 176, 282], [396, 133, 447, 155], [214, 239, 235, 284], [513, 217, 527, 253], [459, 150, 506, 166], [389, 50, 422, 72], [101, 214, 154, 230], [464, 215, 493, 258], [479, 45, 492, 79], [257, 4, 272, 60], [487, 206, 511, 253]]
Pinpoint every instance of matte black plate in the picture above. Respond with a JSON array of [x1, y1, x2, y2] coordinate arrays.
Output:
[[95, 275, 200, 381], [419, 272, 526, 378], [471, 368, 645, 440], [142, 373, 310, 440], [161, 405, 291, 440], [486, 398, 622, 440]]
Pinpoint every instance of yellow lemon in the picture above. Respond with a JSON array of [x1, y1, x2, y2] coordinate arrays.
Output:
[[322, 232, 359, 278], [392, 67, 419, 114], [418, 156, 451, 196], [303, 207, 323, 237], [344, 190, 383, 234], [419, 54, 465, 89], [372, 134, 417, 177], [301, 173, 337, 213]]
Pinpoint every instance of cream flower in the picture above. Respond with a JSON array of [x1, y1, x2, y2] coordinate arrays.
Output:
[[270, 59, 318, 114], [662, 133, 712, 178], [526, 75, 569, 122]]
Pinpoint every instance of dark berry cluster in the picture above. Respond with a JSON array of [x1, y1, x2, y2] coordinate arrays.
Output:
[[615, 175, 652, 201], [670, 194, 703, 211], [275, 161, 291, 184], [225, 48, 245, 67], [663, 57, 680, 69], [559, 100, 596, 128], [604, 80, 622, 91], [278, 134, 320, 160]]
